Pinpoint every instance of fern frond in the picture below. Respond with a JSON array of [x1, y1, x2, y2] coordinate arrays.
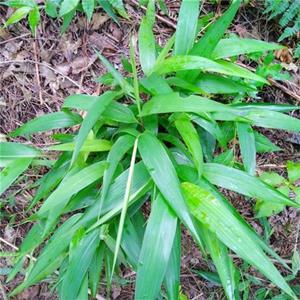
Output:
[[280, 0, 300, 27], [279, 15, 300, 41], [294, 43, 300, 58]]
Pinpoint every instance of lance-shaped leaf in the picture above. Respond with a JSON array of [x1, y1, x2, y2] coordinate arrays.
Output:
[[181, 182, 296, 299], [236, 122, 256, 175], [175, 114, 203, 177], [153, 55, 267, 83], [71, 91, 117, 165], [138, 131, 204, 249], [0, 142, 40, 159], [174, 0, 200, 55], [0, 158, 32, 195], [61, 230, 100, 300], [10, 111, 82, 137], [138, 0, 156, 75], [48, 139, 112, 152], [135, 193, 177, 299], [141, 92, 236, 117], [201, 227, 239, 300], [203, 163, 299, 208], [164, 223, 181, 300], [63, 94, 137, 123], [212, 38, 283, 59]]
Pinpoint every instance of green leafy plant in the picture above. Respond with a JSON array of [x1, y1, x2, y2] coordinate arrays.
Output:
[[1, 0, 127, 34], [1, 0, 300, 299], [264, 0, 300, 57]]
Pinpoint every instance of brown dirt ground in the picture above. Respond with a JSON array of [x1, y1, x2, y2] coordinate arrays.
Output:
[[0, 1, 299, 299]]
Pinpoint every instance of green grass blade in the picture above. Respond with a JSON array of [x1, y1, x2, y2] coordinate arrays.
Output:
[[0, 142, 40, 159], [10, 111, 82, 137], [111, 138, 139, 279], [141, 92, 236, 116], [155, 34, 175, 67], [195, 74, 255, 94], [63, 95, 137, 123], [203, 163, 299, 208], [182, 182, 296, 299], [174, 0, 200, 55], [236, 122, 256, 175], [135, 193, 177, 299], [153, 55, 267, 83], [48, 139, 112, 152], [98, 135, 135, 219], [190, 0, 241, 57], [70, 91, 117, 166], [175, 114, 203, 177], [201, 228, 239, 300], [138, 0, 156, 75], [212, 38, 283, 59], [0, 158, 32, 195], [37, 161, 107, 219], [138, 131, 204, 250], [254, 132, 281, 153], [164, 223, 181, 300], [242, 109, 300, 132], [95, 50, 133, 94], [61, 231, 100, 300]]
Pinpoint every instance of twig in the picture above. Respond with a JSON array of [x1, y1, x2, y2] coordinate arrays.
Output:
[[0, 33, 31, 45], [129, 0, 177, 29], [0, 280, 8, 300], [32, 33, 43, 104], [0, 60, 89, 94], [0, 237, 105, 300]]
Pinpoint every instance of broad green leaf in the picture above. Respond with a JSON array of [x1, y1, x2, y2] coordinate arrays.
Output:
[[174, 0, 200, 55], [190, 0, 241, 57], [232, 103, 299, 112], [203, 163, 298, 208], [45, 0, 59, 17], [175, 114, 203, 177], [287, 161, 300, 184], [0, 158, 32, 195], [212, 38, 283, 59], [95, 50, 133, 95], [28, 6, 40, 35], [166, 76, 206, 94], [135, 193, 177, 299], [63, 95, 137, 123], [0, 142, 40, 159], [236, 122, 256, 175], [108, 0, 128, 18], [138, 0, 156, 75], [191, 115, 226, 148], [254, 132, 281, 153], [195, 74, 255, 94], [98, 135, 135, 219], [259, 172, 285, 187], [97, 0, 119, 24], [153, 55, 267, 83], [255, 198, 285, 218], [47, 139, 112, 152], [82, 0, 94, 21], [138, 131, 204, 249], [213, 149, 234, 166], [71, 91, 117, 166], [164, 224, 181, 300], [61, 230, 100, 299], [61, 9, 75, 33], [155, 34, 175, 67], [201, 228, 238, 300], [88, 243, 105, 298], [11, 214, 82, 296], [5, 0, 36, 8], [10, 111, 82, 138], [37, 161, 107, 224], [140, 74, 173, 95], [243, 110, 300, 132], [59, 0, 79, 16], [182, 182, 296, 299], [4, 6, 32, 26], [141, 92, 236, 117]]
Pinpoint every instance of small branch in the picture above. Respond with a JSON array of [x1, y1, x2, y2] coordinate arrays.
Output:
[[129, 0, 177, 29]]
